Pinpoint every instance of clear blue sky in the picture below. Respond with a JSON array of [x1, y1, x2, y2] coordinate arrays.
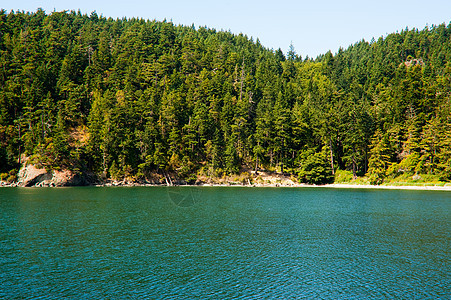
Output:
[[3, 0, 451, 58]]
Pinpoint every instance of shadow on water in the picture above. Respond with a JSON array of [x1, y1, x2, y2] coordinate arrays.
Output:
[[166, 186, 203, 207]]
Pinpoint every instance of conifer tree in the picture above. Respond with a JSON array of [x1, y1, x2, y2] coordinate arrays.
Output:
[[367, 130, 392, 185]]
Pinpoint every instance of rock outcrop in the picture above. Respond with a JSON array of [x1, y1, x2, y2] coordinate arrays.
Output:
[[16, 164, 89, 187], [51, 170, 84, 186], [17, 164, 51, 187]]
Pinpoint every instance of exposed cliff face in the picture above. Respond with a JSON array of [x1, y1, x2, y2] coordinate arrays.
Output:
[[16, 164, 89, 187], [17, 164, 51, 187], [51, 170, 84, 186]]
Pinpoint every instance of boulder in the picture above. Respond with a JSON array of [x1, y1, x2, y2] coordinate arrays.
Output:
[[16, 164, 89, 187], [52, 170, 83, 186], [17, 164, 51, 187]]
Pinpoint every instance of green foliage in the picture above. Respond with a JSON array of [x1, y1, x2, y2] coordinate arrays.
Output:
[[109, 161, 121, 180], [367, 130, 392, 185], [1, 10, 451, 185], [297, 147, 334, 184], [334, 169, 354, 183]]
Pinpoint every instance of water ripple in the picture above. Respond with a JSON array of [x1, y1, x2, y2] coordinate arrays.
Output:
[[0, 187, 449, 299]]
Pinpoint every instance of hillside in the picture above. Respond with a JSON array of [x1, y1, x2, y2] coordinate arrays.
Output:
[[1, 9, 451, 186]]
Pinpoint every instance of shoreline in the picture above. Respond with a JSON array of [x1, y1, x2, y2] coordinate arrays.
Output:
[[323, 183, 451, 191], [197, 183, 451, 191], [6, 163, 450, 191], [199, 183, 451, 191], [2, 180, 451, 191]]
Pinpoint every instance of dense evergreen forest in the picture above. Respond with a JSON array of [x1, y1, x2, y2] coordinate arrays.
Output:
[[1, 9, 451, 185]]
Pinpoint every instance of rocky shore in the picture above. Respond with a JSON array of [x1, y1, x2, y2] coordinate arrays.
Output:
[[1, 164, 451, 191], [2, 163, 91, 187]]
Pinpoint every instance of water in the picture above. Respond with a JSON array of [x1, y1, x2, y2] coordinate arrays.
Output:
[[0, 187, 449, 299]]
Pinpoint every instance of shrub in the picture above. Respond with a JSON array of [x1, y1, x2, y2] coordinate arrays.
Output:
[[297, 147, 334, 185], [7, 175, 17, 183], [334, 170, 353, 183]]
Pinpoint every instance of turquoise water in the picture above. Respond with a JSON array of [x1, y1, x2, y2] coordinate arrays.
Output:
[[0, 187, 449, 299]]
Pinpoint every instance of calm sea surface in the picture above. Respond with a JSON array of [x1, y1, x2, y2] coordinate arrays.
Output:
[[0, 187, 449, 299]]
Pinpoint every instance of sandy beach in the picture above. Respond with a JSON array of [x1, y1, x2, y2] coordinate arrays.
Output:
[[3, 178, 451, 192], [324, 183, 451, 191], [195, 182, 451, 192]]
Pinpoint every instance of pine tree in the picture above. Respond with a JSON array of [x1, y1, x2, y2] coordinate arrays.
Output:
[[367, 130, 392, 185]]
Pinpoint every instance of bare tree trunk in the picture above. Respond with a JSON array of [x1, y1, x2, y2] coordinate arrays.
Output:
[[255, 155, 259, 173], [239, 58, 245, 101], [329, 137, 335, 175], [18, 122, 21, 166], [270, 150, 273, 168], [165, 171, 173, 186], [102, 150, 107, 174], [364, 147, 368, 174], [41, 114, 44, 139], [280, 151, 284, 174]]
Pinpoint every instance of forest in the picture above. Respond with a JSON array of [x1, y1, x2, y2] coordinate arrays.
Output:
[[1, 9, 451, 185]]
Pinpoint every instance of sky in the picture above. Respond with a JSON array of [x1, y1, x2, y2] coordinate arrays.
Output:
[[2, 0, 451, 58]]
